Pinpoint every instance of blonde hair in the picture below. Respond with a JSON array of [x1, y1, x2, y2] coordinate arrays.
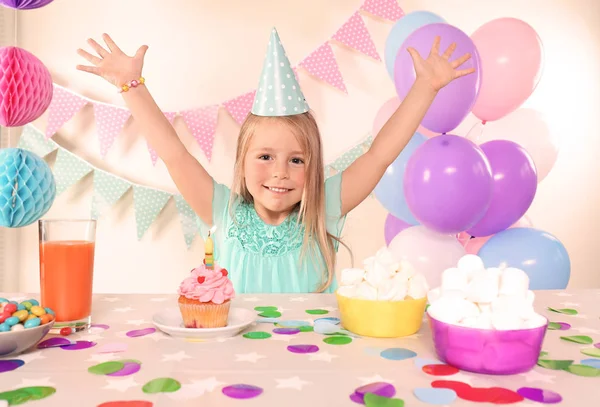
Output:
[[230, 111, 348, 292]]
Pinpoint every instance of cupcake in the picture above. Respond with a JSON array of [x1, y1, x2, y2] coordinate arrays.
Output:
[[177, 264, 235, 328]]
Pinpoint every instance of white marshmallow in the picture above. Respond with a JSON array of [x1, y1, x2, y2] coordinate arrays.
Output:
[[356, 281, 377, 300], [499, 267, 529, 298], [440, 289, 467, 300], [457, 254, 485, 280], [364, 260, 390, 288], [492, 312, 523, 330], [441, 267, 469, 291], [407, 273, 429, 299], [378, 280, 408, 301], [336, 285, 357, 298], [428, 297, 480, 325], [477, 302, 492, 314], [397, 260, 417, 279], [466, 270, 500, 303], [427, 287, 441, 304], [521, 314, 547, 329], [475, 313, 494, 329], [526, 290, 535, 304], [340, 268, 365, 286]]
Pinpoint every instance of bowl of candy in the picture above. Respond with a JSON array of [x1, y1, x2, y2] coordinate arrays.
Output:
[[0, 298, 55, 357], [427, 255, 548, 375], [336, 247, 429, 338]]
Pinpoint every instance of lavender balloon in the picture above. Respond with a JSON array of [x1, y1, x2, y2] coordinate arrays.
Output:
[[0, 0, 54, 9], [403, 134, 493, 234], [467, 140, 537, 237], [384, 213, 410, 246], [394, 23, 481, 134]]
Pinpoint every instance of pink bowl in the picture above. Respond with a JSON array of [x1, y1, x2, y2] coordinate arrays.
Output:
[[427, 313, 548, 375]]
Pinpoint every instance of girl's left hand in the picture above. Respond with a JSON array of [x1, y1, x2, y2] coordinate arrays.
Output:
[[407, 36, 475, 92]]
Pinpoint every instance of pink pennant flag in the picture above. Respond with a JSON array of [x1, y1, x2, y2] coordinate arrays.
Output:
[[45, 86, 88, 138], [92, 103, 131, 157], [223, 91, 255, 125], [360, 0, 404, 21], [147, 112, 177, 165], [181, 105, 219, 162], [333, 12, 381, 61], [300, 43, 347, 93]]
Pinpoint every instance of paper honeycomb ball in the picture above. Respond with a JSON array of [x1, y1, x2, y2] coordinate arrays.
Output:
[[0, 46, 53, 127], [0, 0, 54, 10], [0, 148, 56, 228]]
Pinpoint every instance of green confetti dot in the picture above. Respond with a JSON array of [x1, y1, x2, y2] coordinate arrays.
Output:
[[566, 364, 600, 377], [560, 335, 593, 344], [243, 331, 272, 339], [0, 386, 56, 405], [364, 392, 405, 407], [547, 307, 578, 315], [258, 310, 282, 318], [547, 322, 561, 330], [88, 361, 125, 375], [298, 326, 313, 332], [539, 351, 549, 358], [323, 336, 352, 345], [142, 377, 181, 394], [306, 309, 329, 315], [537, 359, 574, 370], [254, 306, 278, 312], [581, 348, 600, 358]]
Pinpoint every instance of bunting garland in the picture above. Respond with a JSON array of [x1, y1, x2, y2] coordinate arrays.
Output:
[[40, 0, 403, 164], [18, 124, 373, 248]]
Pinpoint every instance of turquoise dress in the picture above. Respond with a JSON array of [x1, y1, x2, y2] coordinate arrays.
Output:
[[198, 173, 346, 294]]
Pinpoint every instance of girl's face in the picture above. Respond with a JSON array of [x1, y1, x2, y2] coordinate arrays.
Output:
[[243, 121, 306, 224]]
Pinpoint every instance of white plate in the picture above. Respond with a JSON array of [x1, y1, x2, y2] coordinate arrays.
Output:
[[152, 307, 255, 339]]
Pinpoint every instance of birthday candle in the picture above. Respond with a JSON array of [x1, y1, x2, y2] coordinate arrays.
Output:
[[204, 231, 214, 269]]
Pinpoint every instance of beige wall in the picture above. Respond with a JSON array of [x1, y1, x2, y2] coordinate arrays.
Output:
[[7, 0, 600, 293]]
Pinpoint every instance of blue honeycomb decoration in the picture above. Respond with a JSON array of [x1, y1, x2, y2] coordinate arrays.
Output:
[[0, 148, 55, 228]]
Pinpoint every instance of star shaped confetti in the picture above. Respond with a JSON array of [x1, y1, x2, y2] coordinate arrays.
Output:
[[358, 374, 395, 385], [275, 376, 311, 390], [103, 377, 140, 392], [309, 351, 339, 362], [102, 297, 121, 302], [519, 369, 556, 384], [126, 319, 149, 326], [162, 351, 192, 362], [235, 352, 267, 363], [112, 307, 135, 313], [18, 377, 56, 387]]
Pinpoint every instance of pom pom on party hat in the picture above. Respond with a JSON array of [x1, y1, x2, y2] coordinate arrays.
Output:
[[251, 27, 309, 117]]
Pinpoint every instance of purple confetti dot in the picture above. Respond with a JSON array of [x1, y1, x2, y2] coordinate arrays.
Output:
[[287, 344, 319, 354], [350, 382, 396, 404], [91, 324, 110, 330], [595, 342, 600, 349], [222, 384, 263, 399], [107, 362, 141, 377], [557, 322, 571, 330], [37, 337, 75, 349], [517, 387, 562, 404], [273, 328, 300, 335], [60, 340, 96, 350], [126, 327, 156, 337], [0, 359, 24, 373]]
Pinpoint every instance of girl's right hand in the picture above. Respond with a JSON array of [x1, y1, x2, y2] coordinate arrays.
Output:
[[76, 33, 148, 89]]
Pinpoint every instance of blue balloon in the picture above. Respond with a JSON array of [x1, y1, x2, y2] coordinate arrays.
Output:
[[478, 227, 570, 290], [374, 132, 427, 225], [384, 11, 446, 81]]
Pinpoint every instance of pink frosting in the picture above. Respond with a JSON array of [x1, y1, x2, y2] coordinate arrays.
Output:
[[177, 264, 235, 304]]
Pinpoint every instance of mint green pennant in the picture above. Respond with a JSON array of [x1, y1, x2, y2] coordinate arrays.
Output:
[[174, 195, 199, 248], [91, 171, 131, 220], [132, 185, 172, 240], [17, 125, 56, 157], [53, 149, 92, 195], [330, 144, 365, 172]]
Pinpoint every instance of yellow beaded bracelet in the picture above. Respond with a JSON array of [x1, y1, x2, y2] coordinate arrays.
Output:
[[118, 77, 145, 93]]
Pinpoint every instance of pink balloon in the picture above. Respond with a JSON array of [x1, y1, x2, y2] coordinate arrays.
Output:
[[372, 97, 439, 139], [470, 18, 544, 122], [471, 108, 558, 183], [464, 215, 533, 254]]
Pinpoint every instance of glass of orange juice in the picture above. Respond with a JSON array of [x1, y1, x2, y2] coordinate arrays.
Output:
[[39, 219, 96, 333]]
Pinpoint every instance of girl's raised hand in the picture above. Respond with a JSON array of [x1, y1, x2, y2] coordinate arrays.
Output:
[[76, 33, 148, 88]]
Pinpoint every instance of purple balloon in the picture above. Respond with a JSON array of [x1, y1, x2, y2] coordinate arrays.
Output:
[[394, 23, 481, 134], [467, 140, 537, 237], [0, 0, 54, 9], [404, 134, 493, 234], [384, 213, 411, 246]]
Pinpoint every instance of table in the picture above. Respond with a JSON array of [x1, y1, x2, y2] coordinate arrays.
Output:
[[0, 290, 599, 406]]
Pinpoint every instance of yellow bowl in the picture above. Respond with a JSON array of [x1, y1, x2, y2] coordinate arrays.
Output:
[[335, 292, 427, 338]]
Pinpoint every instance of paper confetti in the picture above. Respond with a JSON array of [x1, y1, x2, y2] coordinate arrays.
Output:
[[0, 386, 56, 405], [142, 377, 181, 394], [537, 359, 574, 370], [273, 328, 300, 335], [364, 393, 404, 407], [581, 348, 600, 357], [88, 361, 125, 375], [60, 341, 96, 350], [222, 384, 263, 399], [0, 359, 24, 373], [422, 364, 459, 376], [243, 331, 272, 339], [560, 335, 593, 344], [517, 387, 562, 404], [413, 388, 457, 405], [565, 364, 600, 377], [258, 310, 282, 318], [306, 309, 329, 315], [254, 306, 278, 312], [323, 336, 352, 345], [547, 307, 578, 315], [287, 344, 319, 354], [350, 382, 396, 404], [126, 327, 156, 338], [380, 348, 417, 361]]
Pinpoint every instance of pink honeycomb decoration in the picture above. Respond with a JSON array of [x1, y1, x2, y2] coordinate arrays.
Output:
[[0, 46, 53, 127]]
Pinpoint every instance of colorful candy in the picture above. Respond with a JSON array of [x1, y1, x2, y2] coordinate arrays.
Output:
[[0, 298, 54, 332]]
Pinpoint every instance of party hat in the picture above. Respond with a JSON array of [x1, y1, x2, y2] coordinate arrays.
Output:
[[251, 27, 309, 116]]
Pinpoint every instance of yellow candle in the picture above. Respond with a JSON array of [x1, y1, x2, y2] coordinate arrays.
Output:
[[204, 231, 214, 269]]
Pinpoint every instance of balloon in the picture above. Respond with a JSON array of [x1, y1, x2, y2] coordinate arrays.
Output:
[[384, 213, 411, 246], [395, 23, 481, 134], [372, 97, 439, 139], [384, 11, 446, 81], [478, 227, 570, 290], [470, 18, 544, 122], [470, 108, 558, 183], [464, 215, 532, 254], [466, 140, 537, 237], [389, 225, 466, 288], [0, 0, 54, 9], [404, 134, 493, 234], [374, 132, 427, 225]]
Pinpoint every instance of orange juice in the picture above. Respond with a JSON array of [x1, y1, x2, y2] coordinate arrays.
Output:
[[39, 240, 95, 322]]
